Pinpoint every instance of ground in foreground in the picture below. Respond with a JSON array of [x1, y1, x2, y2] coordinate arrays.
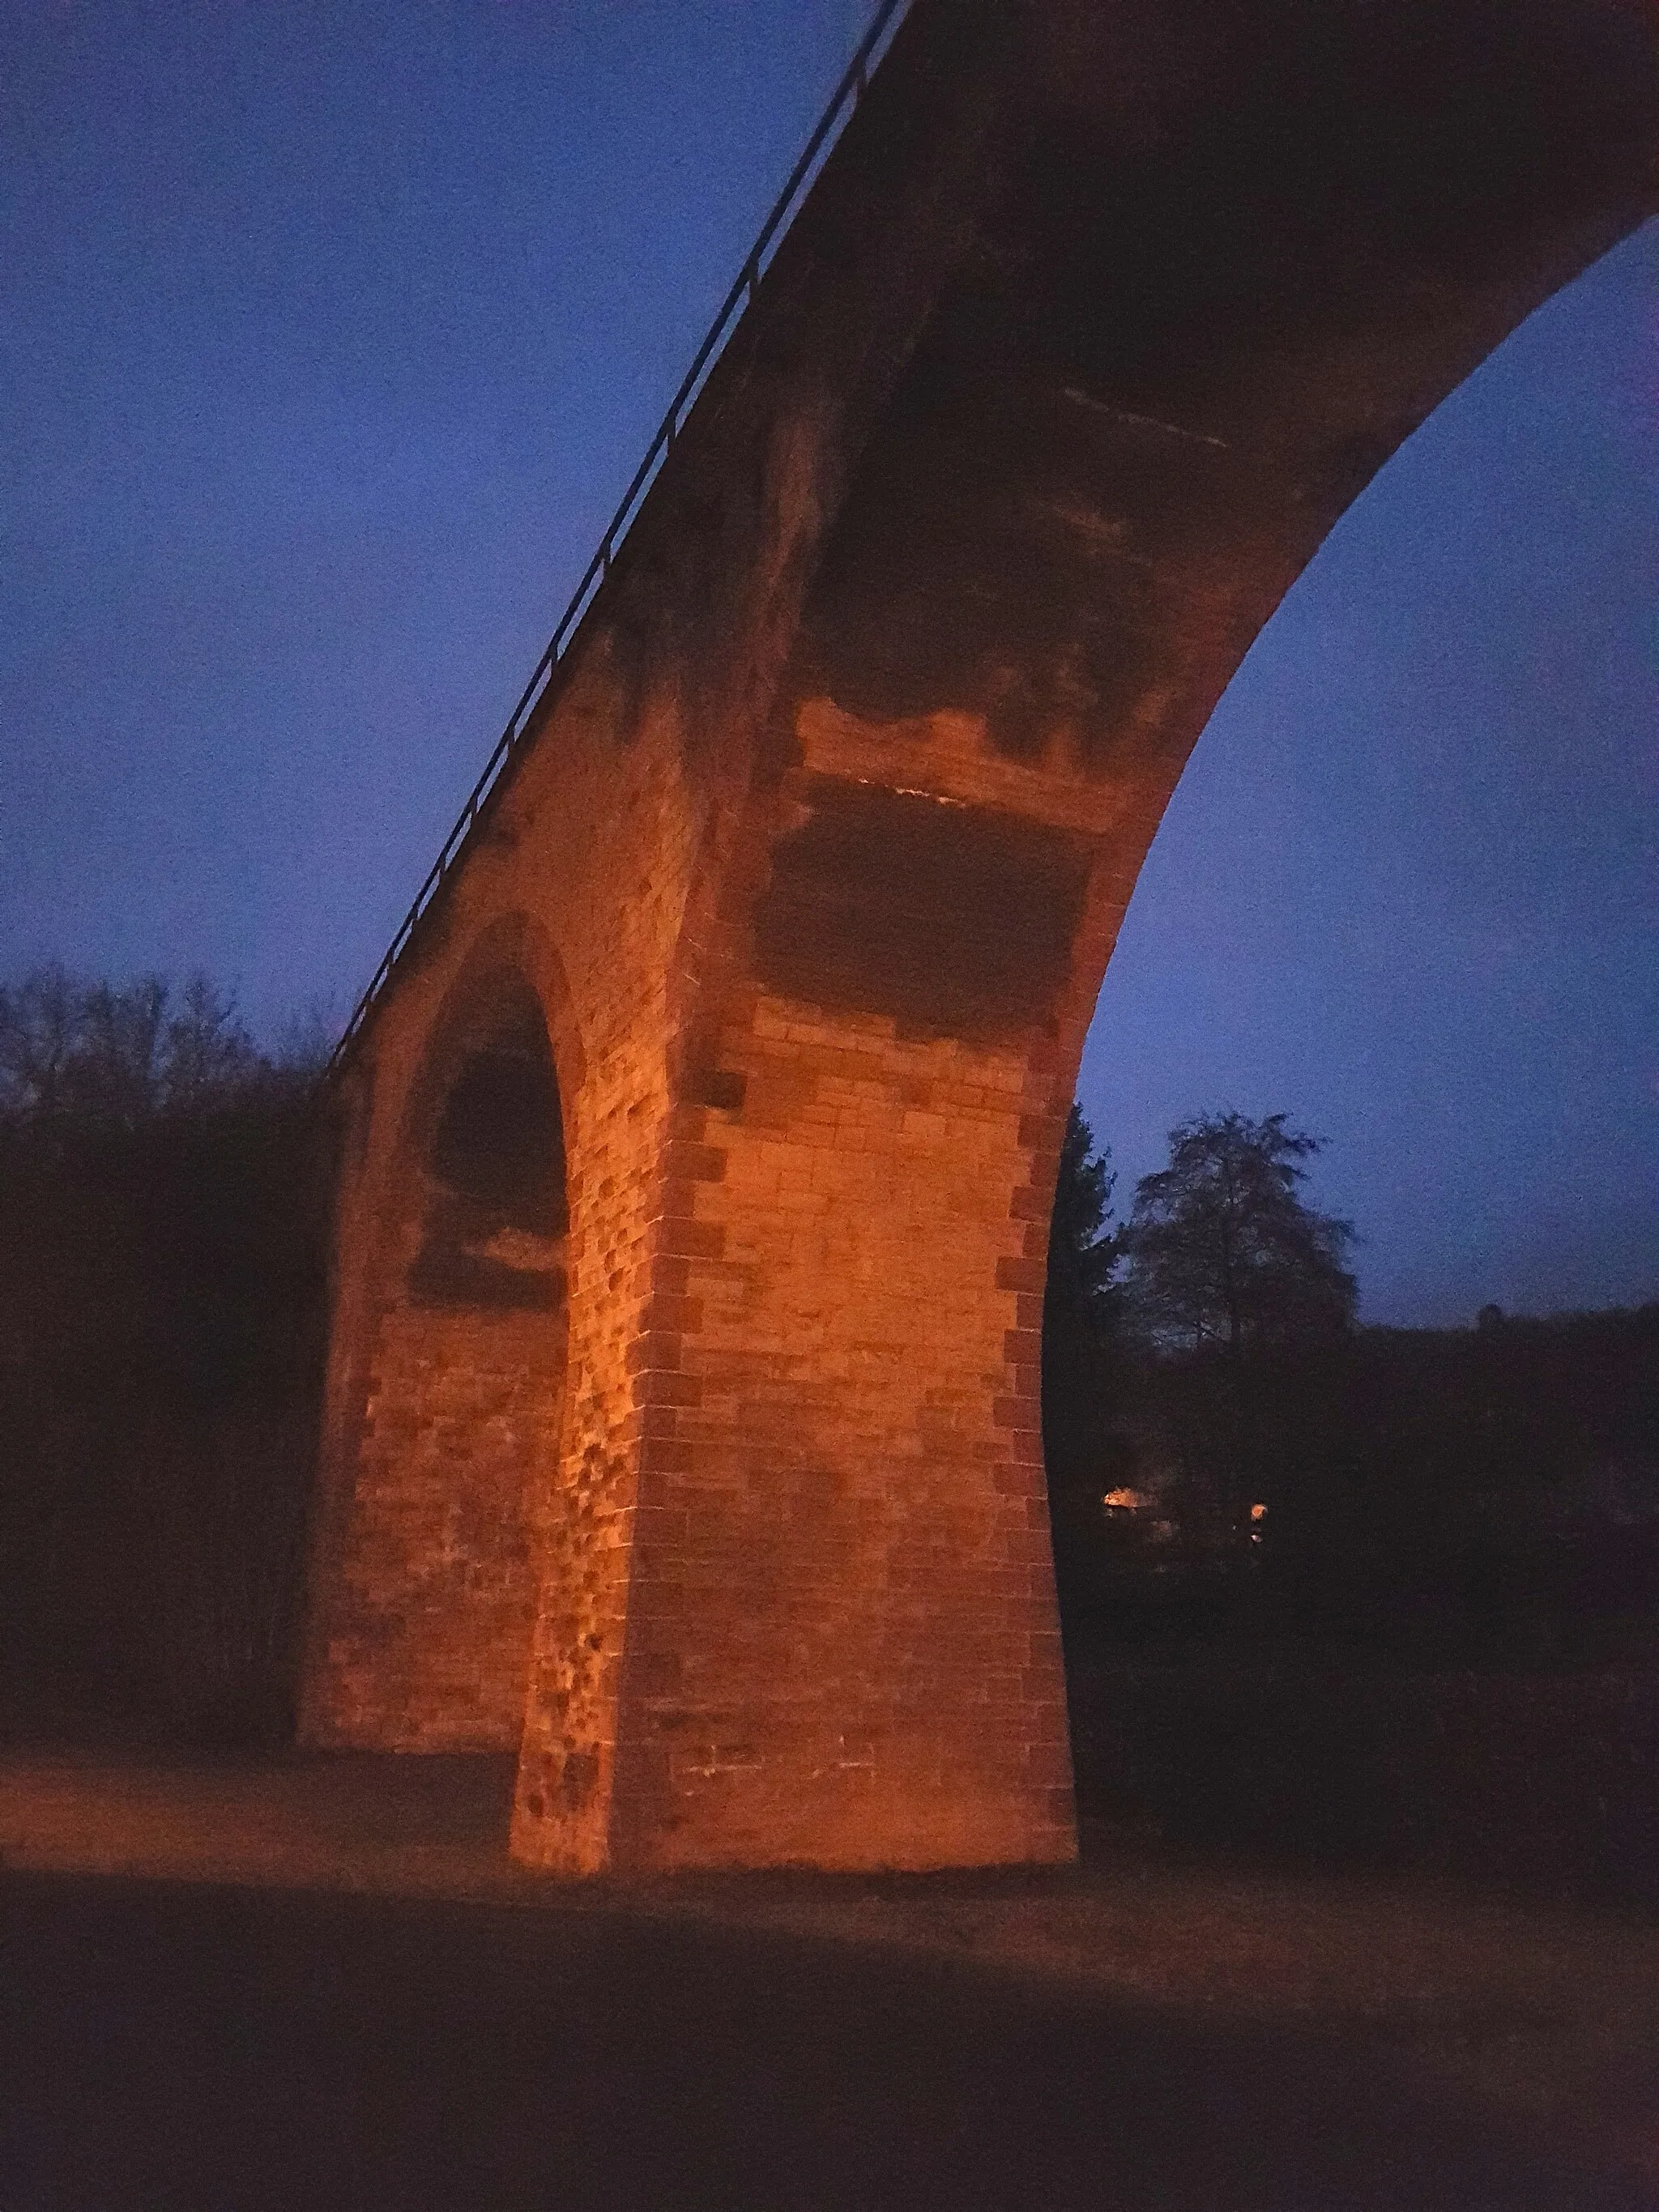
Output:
[[2, 1754, 1654, 2210]]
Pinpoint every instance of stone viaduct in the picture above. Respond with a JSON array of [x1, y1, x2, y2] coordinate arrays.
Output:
[[300, 0, 1657, 1874]]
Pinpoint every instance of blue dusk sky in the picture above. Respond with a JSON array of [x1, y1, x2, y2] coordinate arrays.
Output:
[[2, 0, 1654, 1325]]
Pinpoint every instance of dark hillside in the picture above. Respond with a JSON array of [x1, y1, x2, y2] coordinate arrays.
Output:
[[0, 972, 333, 1741]]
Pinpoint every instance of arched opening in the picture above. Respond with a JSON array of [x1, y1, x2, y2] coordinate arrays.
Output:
[[320, 974, 572, 1754], [1045, 221, 1658, 1896], [411, 994, 568, 1312]]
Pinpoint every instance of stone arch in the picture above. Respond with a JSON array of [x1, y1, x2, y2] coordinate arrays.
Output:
[[527, 0, 1651, 1873], [305, 0, 1653, 1870], [708, 0, 1659, 1296], [303, 915, 585, 1753]]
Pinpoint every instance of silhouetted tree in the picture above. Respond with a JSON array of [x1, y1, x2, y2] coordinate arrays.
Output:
[[0, 966, 333, 1742], [1047, 1104, 1121, 1339], [0, 965, 278, 1133], [1042, 1106, 1130, 1605], [1112, 1113, 1356, 1549], [1122, 1111, 1357, 1355]]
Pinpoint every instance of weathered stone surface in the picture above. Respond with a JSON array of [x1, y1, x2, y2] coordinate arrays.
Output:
[[300, 0, 1657, 1872]]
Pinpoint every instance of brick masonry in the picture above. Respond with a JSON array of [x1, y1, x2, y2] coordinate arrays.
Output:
[[297, 0, 1656, 1871], [322, 1306, 564, 1751]]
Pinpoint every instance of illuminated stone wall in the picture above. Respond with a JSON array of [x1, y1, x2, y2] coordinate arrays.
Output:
[[600, 1011, 1077, 1870], [316, 1306, 564, 1750]]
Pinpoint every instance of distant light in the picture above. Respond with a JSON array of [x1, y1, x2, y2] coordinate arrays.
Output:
[[1102, 1486, 1144, 1511], [1250, 1502, 1268, 1521]]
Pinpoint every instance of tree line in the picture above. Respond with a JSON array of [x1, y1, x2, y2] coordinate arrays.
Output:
[[0, 968, 331, 1740], [1045, 1104, 1659, 1664]]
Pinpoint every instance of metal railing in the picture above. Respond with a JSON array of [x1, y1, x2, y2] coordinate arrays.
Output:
[[328, 0, 913, 1076]]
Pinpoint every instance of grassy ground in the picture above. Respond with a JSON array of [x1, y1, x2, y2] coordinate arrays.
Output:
[[1066, 1656, 1659, 1907], [3, 1750, 1657, 2206]]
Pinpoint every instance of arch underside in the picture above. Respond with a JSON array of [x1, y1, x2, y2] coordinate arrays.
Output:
[[301, 0, 1657, 1868], [774, 0, 1656, 1065]]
